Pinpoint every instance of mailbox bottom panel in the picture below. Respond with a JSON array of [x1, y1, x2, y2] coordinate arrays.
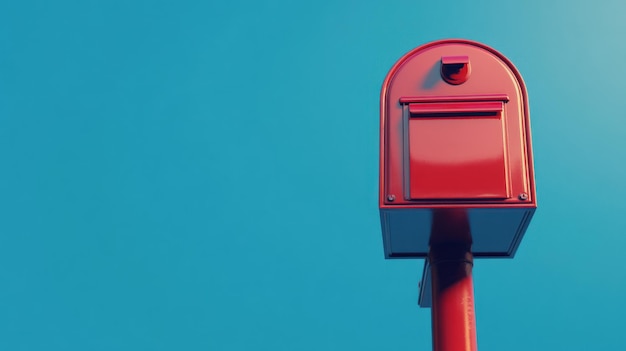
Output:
[[380, 207, 535, 258]]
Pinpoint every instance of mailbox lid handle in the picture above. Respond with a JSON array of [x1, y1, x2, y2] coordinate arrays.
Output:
[[441, 55, 469, 65]]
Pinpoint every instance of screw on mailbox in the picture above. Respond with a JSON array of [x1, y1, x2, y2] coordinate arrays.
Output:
[[387, 195, 396, 202], [519, 193, 529, 201]]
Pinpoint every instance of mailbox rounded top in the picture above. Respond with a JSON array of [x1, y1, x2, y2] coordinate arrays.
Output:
[[381, 39, 528, 109]]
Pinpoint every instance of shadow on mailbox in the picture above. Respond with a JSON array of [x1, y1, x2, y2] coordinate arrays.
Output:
[[379, 39, 537, 305]]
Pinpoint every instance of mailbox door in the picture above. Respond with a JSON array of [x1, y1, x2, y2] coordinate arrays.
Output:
[[404, 99, 510, 200]]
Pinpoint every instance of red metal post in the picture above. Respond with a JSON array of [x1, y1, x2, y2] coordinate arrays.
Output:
[[429, 243, 477, 351]]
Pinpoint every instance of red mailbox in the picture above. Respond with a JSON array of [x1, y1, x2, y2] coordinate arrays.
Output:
[[379, 39, 536, 258]]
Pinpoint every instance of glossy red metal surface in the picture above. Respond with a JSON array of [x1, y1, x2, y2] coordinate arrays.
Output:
[[379, 39, 537, 258]]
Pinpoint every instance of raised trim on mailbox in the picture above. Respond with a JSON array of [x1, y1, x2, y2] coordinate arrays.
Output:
[[399, 94, 509, 104], [408, 101, 503, 115]]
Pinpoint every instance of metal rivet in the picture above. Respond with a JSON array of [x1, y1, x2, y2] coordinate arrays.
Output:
[[387, 194, 396, 202], [518, 193, 528, 201]]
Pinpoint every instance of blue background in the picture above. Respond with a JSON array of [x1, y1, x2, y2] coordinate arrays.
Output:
[[1, 0, 625, 350]]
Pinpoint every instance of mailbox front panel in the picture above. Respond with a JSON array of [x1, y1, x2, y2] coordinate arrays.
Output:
[[406, 101, 509, 200], [381, 41, 534, 207]]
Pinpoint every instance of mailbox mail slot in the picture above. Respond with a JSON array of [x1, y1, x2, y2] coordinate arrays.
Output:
[[379, 40, 536, 259], [404, 98, 509, 200]]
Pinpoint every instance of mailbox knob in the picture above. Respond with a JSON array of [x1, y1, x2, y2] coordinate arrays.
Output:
[[441, 56, 470, 85]]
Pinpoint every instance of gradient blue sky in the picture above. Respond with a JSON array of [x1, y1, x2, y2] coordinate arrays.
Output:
[[1, 0, 626, 350]]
